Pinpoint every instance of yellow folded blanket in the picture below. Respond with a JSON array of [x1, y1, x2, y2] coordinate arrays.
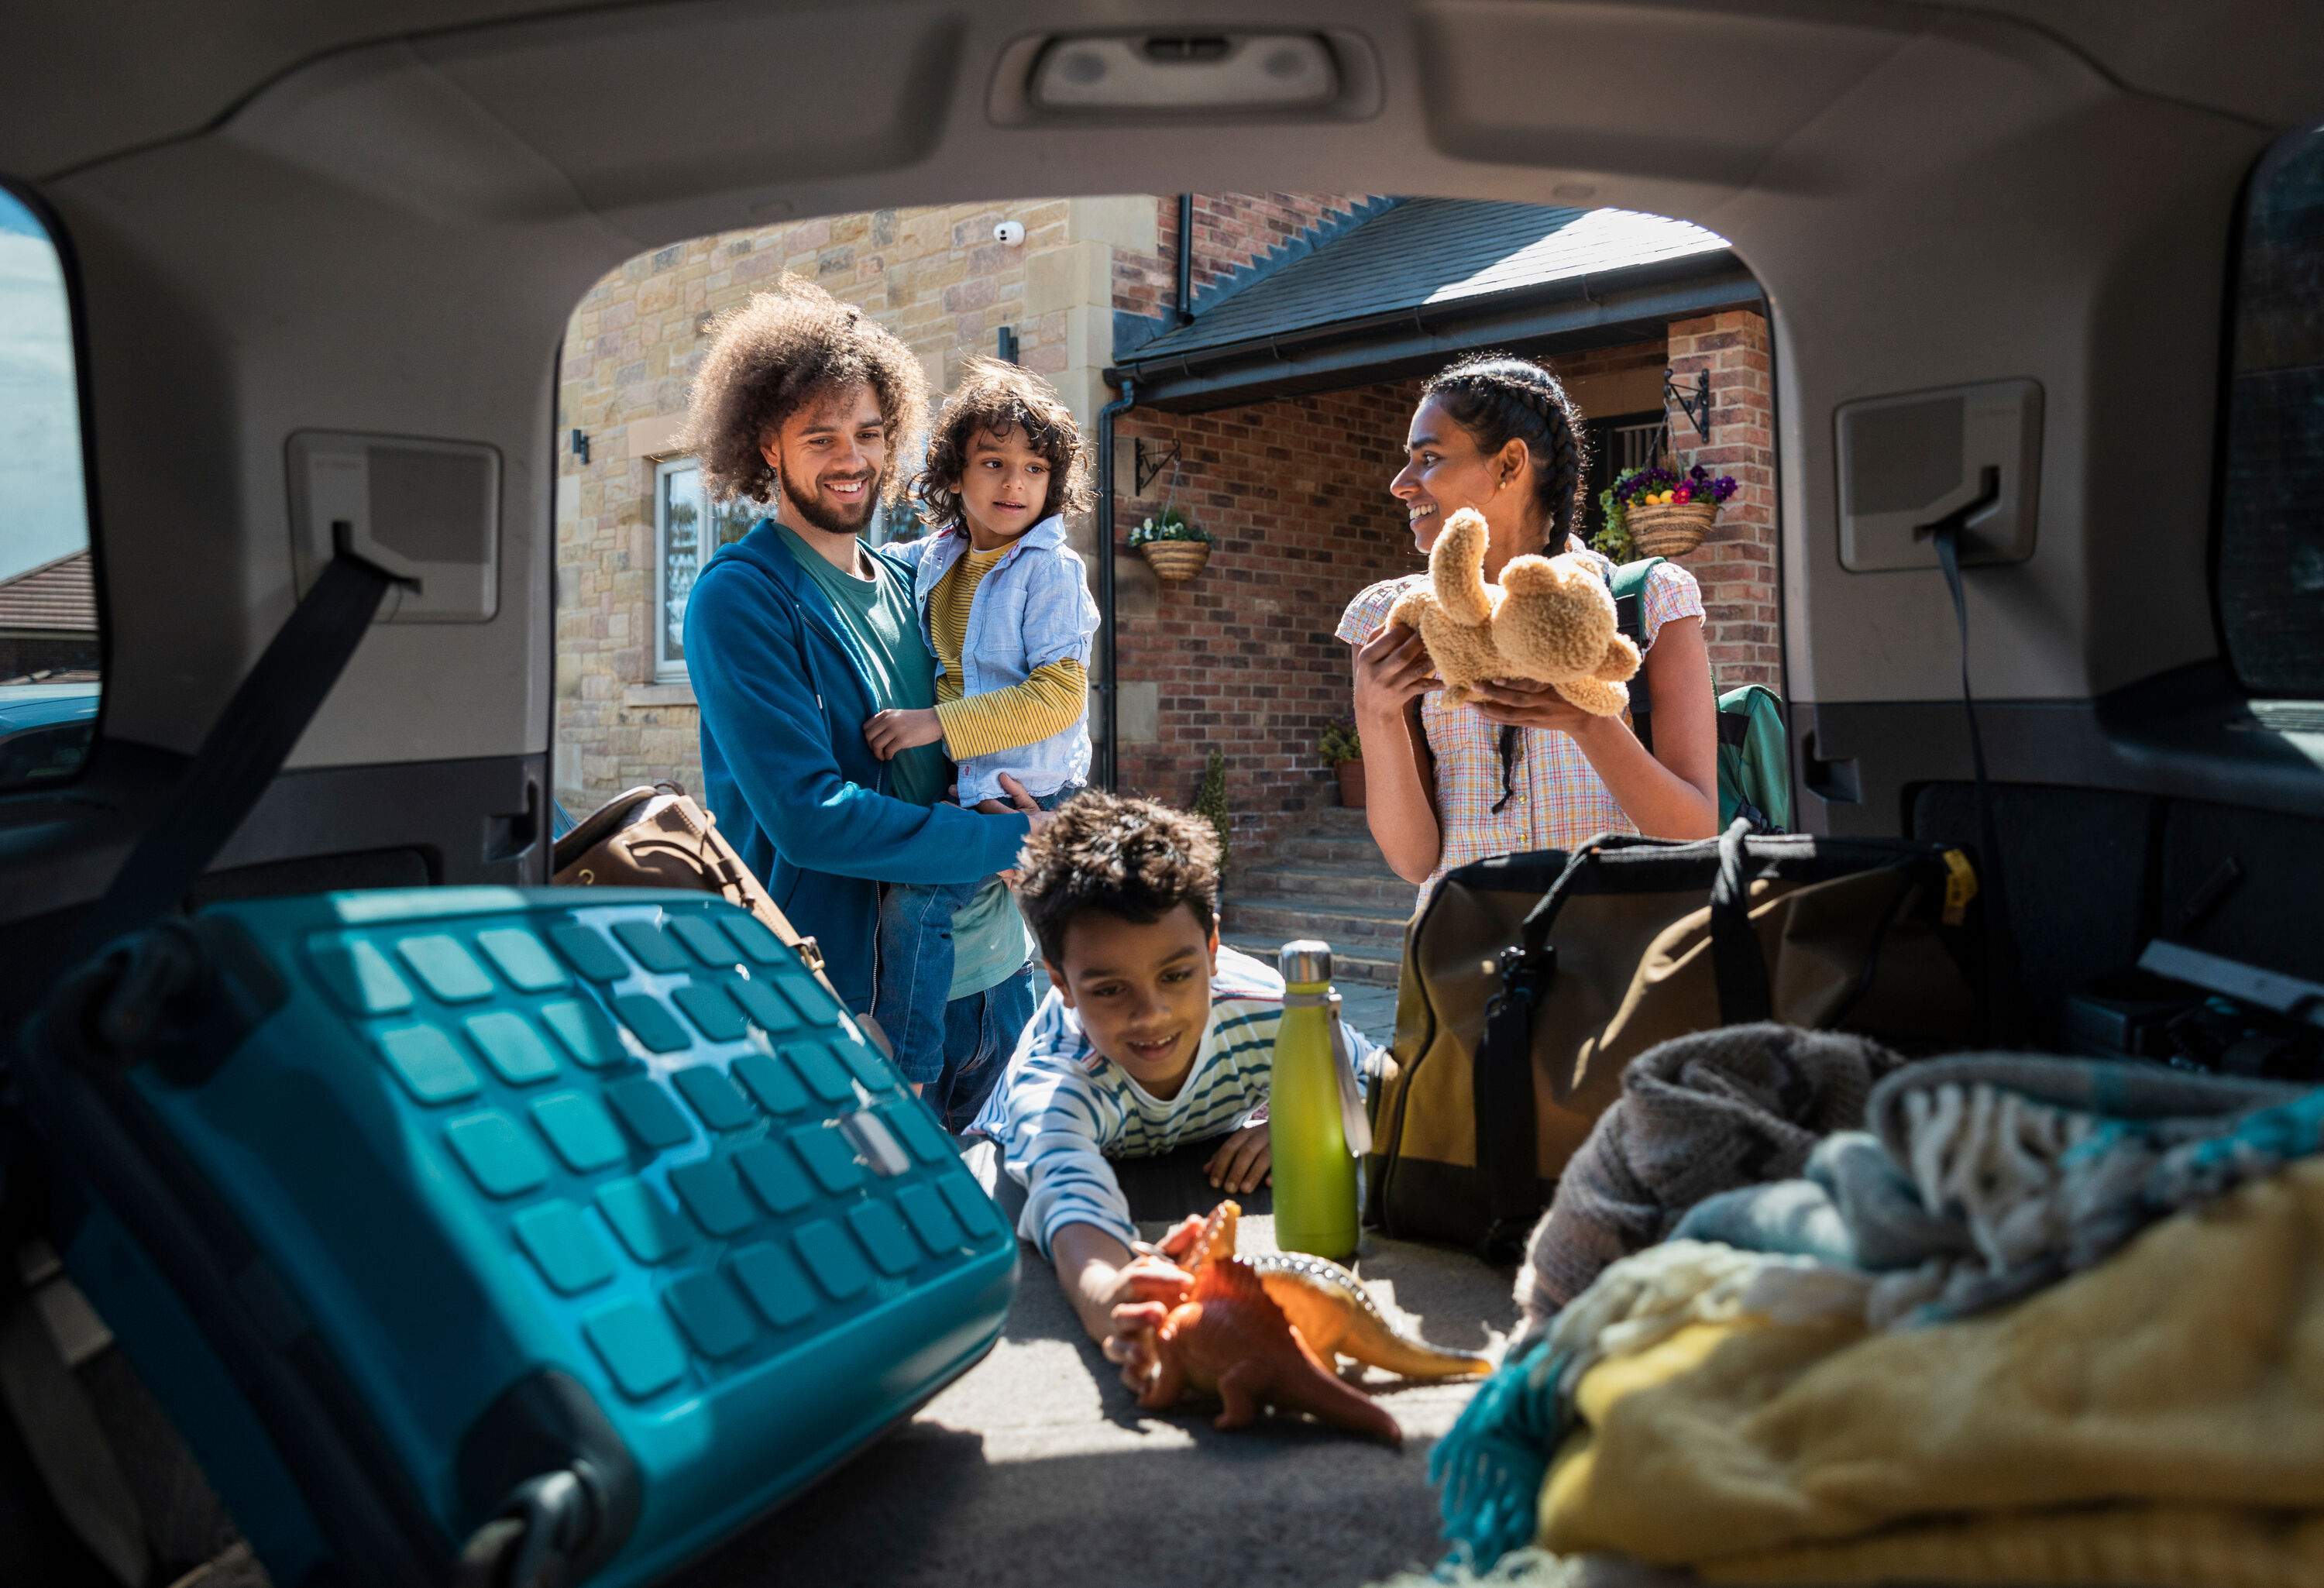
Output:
[[1539, 1158, 2324, 1586]]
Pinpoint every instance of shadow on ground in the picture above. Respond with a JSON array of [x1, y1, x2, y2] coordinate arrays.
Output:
[[673, 1144, 1518, 1588]]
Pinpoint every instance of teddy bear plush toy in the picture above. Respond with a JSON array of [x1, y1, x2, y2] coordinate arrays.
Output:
[[1387, 507, 1642, 716]]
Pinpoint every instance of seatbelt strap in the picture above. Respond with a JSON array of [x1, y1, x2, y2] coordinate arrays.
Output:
[[1930, 516, 2027, 1045], [73, 553, 400, 958], [9, 551, 399, 1585]]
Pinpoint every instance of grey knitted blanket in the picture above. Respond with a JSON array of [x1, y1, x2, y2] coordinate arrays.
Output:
[[1672, 1053, 2314, 1326], [1511, 1023, 1905, 1346]]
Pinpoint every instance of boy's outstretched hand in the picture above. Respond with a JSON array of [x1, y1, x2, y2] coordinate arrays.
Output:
[[865, 706, 944, 760], [1204, 1121, 1270, 1194]]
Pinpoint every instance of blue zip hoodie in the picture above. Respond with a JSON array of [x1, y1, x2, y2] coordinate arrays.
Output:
[[682, 520, 1031, 1012]]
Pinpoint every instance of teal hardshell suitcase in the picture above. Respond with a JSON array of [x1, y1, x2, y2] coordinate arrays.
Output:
[[23, 885, 1016, 1587]]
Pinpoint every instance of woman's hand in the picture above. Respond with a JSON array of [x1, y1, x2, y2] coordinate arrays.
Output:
[[865, 706, 944, 761], [1466, 677, 1611, 739], [1352, 622, 1439, 724]]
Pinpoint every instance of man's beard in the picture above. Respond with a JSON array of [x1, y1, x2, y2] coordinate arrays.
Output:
[[786, 469, 885, 537]]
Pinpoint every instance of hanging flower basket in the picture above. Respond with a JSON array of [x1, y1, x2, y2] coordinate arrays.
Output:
[[1626, 499, 1720, 558], [1128, 506, 1214, 584], [1593, 462, 1740, 562], [1139, 540, 1212, 582]]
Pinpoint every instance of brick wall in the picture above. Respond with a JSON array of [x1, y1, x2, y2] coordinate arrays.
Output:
[[1667, 310, 1779, 688], [1110, 382, 1425, 863], [1104, 324, 1777, 867]]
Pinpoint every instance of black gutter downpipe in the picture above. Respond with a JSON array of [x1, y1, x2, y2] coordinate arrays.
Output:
[[1095, 378, 1136, 789], [1174, 194, 1195, 326]]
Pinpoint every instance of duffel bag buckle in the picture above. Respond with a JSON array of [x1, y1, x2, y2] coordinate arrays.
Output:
[[1488, 942, 1555, 1016]]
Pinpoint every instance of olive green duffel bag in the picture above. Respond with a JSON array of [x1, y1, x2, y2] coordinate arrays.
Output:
[[1365, 820, 1985, 1258]]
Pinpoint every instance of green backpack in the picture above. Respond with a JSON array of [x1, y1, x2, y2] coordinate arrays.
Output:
[[1608, 558, 1793, 832]]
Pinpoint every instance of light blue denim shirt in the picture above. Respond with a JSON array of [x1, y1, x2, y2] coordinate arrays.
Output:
[[895, 514, 1101, 804]]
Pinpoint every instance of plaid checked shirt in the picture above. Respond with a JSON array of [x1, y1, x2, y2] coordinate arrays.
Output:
[[1336, 552, 1706, 907]]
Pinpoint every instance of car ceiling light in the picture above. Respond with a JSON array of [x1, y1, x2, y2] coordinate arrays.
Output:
[[1029, 33, 1340, 112]]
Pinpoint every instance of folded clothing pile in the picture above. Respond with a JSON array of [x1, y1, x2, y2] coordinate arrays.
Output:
[[1511, 1023, 1906, 1348], [1432, 1039, 2324, 1586]]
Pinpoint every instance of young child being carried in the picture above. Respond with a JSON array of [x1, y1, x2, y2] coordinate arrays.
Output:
[[863, 358, 1102, 1098], [968, 791, 1384, 1346]]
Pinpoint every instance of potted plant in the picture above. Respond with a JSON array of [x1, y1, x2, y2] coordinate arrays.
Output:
[[1128, 505, 1213, 583], [1595, 462, 1740, 559], [1318, 714, 1366, 808], [1192, 748, 1231, 884]]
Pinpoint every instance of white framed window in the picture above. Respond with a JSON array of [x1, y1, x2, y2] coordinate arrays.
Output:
[[654, 461, 923, 680], [653, 459, 756, 682]]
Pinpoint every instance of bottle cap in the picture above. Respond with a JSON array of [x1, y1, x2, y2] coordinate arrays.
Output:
[[1279, 940, 1332, 985]]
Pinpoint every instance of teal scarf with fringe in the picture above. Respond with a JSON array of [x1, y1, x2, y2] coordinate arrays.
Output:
[[1429, 1339, 1572, 1573]]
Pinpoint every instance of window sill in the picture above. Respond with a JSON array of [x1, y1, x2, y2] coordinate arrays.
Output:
[[625, 681, 698, 710]]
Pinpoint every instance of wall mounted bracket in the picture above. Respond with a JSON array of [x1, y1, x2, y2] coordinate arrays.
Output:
[[1133, 436, 1181, 495], [1664, 366, 1711, 442]]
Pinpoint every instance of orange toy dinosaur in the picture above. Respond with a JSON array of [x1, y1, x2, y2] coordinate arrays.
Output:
[[1109, 1239, 1404, 1446], [1157, 1202, 1493, 1382], [1109, 1201, 1494, 1444]]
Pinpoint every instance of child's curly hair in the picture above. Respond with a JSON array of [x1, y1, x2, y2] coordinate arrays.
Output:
[[679, 273, 928, 507], [1016, 790, 1220, 964], [912, 356, 1094, 531]]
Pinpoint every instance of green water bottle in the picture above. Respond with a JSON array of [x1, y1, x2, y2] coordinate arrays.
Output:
[[1270, 940, 1361, 1261]]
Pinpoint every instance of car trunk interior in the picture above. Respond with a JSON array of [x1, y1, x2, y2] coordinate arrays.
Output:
[[2, 3, 2321, 1585]]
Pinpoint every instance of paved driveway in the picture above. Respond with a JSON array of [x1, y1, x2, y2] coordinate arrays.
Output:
[[676, 1146, 1518, 1588]]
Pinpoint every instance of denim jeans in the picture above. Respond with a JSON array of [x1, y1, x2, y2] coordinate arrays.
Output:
[[927, 959, 1041, 1135], [873, 782, 1081, 1091]]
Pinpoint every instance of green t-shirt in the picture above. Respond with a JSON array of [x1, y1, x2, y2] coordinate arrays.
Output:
[[774, 524, 1033, 998], [775, 523, 948, 807]]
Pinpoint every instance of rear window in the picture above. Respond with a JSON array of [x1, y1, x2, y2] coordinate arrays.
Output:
[[0, 185, 98, 788], [2218, 122, 2324, 697]]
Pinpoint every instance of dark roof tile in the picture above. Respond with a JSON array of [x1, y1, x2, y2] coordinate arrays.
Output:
[[0, 549, 95, 632], [1121, 199, 1729, 366]]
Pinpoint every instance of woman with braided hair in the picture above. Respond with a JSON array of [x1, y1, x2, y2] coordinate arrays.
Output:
[[1336, 354, 1720, 901]]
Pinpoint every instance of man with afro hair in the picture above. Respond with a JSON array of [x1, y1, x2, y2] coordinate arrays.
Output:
[[968, 790, 1381, 1346], [679, 276, 1047, 1129]]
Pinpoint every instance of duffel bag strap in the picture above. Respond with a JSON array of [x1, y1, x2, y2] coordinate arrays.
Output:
[[1708, 817, 1776, 1025], [1473, 840, 1612, 1261], [1477, 939, 1555, 1262]]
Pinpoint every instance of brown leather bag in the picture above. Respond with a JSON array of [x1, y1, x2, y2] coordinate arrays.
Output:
[[1367, 823, 1985, 1257], [551, 782, 859, 1026]]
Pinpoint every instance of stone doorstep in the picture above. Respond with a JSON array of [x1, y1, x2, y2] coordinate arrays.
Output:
[[1270, 847, 1397, 878], [1222, 936, 1402, 989], [1222, 899, 1410, 954], [1230, 863, 1415, 911]]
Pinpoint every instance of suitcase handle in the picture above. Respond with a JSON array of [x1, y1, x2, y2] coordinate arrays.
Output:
[[458, 1469, 596, 1588]]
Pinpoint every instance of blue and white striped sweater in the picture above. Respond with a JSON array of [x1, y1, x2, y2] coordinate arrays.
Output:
[[971, 945, 1382, 1258]]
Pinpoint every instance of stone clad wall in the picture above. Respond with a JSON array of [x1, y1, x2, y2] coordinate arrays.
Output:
[[553, 197, 1142, 809]]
